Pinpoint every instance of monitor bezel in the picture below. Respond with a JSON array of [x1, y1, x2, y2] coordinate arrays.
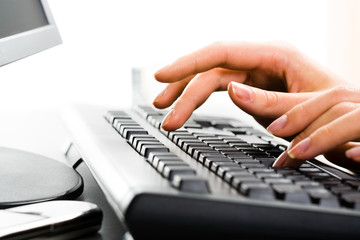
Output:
[[0, 0, 62, 67]]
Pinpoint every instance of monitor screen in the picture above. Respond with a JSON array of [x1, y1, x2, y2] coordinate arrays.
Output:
[[0, 0, 61, 66], [0, 0, 49, 39]]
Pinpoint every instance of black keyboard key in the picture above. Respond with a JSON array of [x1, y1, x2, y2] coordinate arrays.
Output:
[[123, 128, 148, 140], [239, 183, 275, 201], [133, 139, 159, 150], [172, 133, 195, 144], [347, 180, 360, 190], [129, 134, 155, 146], [171, 175, 210, 194], [163, 166, 196, 180], [233, 158, 259, 164], [140, 145, 169, 158], [168, 130, 189, 141], [305, 187, 340, 207], [193, 148, 218, 160], [211, 162, 239, 173], [232, 176, 262, 189], [217, 166, 245, 178], [147, 152, 177, 164], [152, 156, 183, 168], [238, 135, 269, 144], [272, 184, 311, 204], [341, 194, 360, 210], [106, 111, 130, 123], [199, 153, 226, 164], [240, 163, 267, 169], [157, 160, 188, 173], [136, 141, 162, 153], [224, 171, 254, 184]]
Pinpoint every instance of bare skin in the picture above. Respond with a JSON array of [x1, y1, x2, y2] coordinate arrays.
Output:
[[153, 41, 360, 169]]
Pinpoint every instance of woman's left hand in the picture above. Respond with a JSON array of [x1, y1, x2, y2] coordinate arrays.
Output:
[[267, 86, 360, 170]]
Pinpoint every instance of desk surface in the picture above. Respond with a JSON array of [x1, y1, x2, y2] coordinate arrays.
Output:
[[0, 108, 126, 239]]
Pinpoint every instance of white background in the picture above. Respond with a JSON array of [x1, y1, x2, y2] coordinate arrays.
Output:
[[0, 0, 359, 113]]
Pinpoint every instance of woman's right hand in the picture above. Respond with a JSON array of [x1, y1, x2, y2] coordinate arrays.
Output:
[[153, 41, 344, 131]]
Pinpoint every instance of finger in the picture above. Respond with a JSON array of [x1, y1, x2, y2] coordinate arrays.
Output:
[[345, 145, 360, 162], [161, 69, 247, 131], [155, 41, 291, 83], [273, 102, 360, 168], [268, 86, 360, 137], [228, 82, 317, 120], [153, 75, 194, 109], [324, 143, 360, 170], [287, 107, 360, 161]]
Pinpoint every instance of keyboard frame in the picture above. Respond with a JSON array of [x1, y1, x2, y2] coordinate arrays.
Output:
[[63, 104, 360, 239]]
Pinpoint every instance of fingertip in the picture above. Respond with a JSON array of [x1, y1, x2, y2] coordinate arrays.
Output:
[[267, 115, 288, 135], [345, 146, 360, 162]]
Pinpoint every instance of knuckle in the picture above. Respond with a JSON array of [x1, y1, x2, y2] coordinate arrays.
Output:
[[318, 125, 334, 139], [330, 85, 356, 101], [330, 102, 357, 115], [262, 90, 279, 109]]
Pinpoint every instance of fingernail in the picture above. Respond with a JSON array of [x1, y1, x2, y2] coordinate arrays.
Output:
[[153, 88, 167, 104], [345, 146, 360, 159], [161, 109, 175, 129], [231, 82, 253, 101], [272, 151, 289, 167], [288, 137, 310, 159], [267, 115, 287, 134]]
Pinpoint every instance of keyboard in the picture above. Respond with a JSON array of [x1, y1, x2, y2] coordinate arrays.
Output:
[[63, 104, 360, 240]]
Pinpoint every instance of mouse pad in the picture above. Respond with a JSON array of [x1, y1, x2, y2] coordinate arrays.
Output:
[[0, 147, 83, 209]]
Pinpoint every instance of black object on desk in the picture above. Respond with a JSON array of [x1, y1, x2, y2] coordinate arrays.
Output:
[[0, 147, 83, 209]]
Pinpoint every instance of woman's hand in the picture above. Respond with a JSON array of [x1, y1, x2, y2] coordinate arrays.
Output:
[[153, 41, 343, 131], [267, 86, 360, 170]]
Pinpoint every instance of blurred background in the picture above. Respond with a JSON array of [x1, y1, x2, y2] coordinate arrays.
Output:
[[0, 0, 359, 113]]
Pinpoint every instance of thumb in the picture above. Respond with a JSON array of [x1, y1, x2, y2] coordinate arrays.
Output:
[[227, 82, 316, 120]]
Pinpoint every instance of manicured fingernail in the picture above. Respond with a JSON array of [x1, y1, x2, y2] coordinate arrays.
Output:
[[288, 137, 310, 159], [345, 146, 360, 159], [267, 115, 287, 134], [153, 88, 167, 104], [161, 109, 174, 129], [272, 151, 289, 167], [231, 82, 253, 101]]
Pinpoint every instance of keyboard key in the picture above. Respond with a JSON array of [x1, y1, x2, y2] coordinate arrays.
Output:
[[193, 148, 218, 160], [136, 141, 162, 153], [232, 177, 262, 189], [211, 162, 239, 173], [171, 175, 210, 194], [238, 135, 269, 144], [140, 145, 169, 158], [147, 152, 177, 164], [157, 160, 188, 173], [224, 171, 254, 184], [123, 128, 148, 140], [239, 183, 275, 201], [152, 156, 183, 168], [106, 111, 130, 123], [347, 180, 360, 190], [129, 134, 155, 146], [199, 153, 226, 164], [240, 163, 267, 169], [163, 166, 196, 180], [203, 157, 232, 168], [272, 184, 311, 204], [217, 166, 245, 178]]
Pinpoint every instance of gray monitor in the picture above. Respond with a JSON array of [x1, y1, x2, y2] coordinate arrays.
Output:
[[0, 0, 61, 67]]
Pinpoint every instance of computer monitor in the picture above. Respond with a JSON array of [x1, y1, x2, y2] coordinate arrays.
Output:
[[0, 0, 61, 67]]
